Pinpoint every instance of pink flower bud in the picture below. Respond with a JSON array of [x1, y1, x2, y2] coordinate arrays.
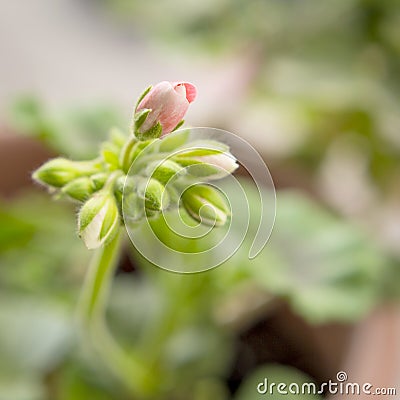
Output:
[[136, 81, 197, 137]]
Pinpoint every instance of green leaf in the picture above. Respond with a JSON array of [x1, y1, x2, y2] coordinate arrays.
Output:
[[56, 363, 119, 400], [0, 210, 35, 252], [0, 297, 72, 374], [0, 376, 45, 400], [9, 97, 124, 159], [236, 183, 390, 323]]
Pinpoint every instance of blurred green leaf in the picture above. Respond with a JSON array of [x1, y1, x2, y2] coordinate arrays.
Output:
[[0, 297, 72, 374], [56, 364, 119, 400], [0, 376, 45, 400], [0, 210, 35, 252], [135, 178, 391, 324], [9, 97, 125, 159], [0, 193, 89, 299]]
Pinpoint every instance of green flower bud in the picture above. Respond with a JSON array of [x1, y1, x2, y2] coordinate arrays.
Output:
[[123, 190, 144, 222], [32, 158, 99, 188], [91, 173, 108, 191], [181, 184, 230, 227], [174, 152, 238, 180], [146, 159, 185, 184], [78, 192, 120, 249], [101, 142, 120, 169], [137, 178, 169, 212], [61, 177, 95, 201]]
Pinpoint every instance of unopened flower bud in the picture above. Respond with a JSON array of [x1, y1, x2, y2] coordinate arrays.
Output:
[[134, 81, 196, 140], [61, 177, 95, 201], [181, 184, 230, 226], [91, 173, 108, 191], [137, 178, 169, 212], [101, 142, 120, 169], [32, 158, 99, 188], [175, 152, 238, 180], [78, 192, 120, 249], [146, 159, 185, 184]]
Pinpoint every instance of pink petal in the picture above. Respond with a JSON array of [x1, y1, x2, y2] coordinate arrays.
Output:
[[173, 82, 197, 103]]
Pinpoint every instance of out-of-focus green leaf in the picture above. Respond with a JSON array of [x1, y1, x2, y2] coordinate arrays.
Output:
[[0, 210, 35, 252], [0, 297, 72, 374], [135, 178, 391, 324], [220, 180, 390, 323], [9, 97, 125, 159], [245, 189, 386, 323], [107, 273, 232, 396], [0, 193, 89, 299], [56, 364, 119, 400], [0, 376, 45, 400]]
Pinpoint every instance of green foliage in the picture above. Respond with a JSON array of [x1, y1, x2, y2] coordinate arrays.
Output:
[[0, 177, 395, 398], [0, 193, 89, 299], [9, 97, 125, 159], [136, 179, 392, 324]]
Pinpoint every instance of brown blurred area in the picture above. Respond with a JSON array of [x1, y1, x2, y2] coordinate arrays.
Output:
[[0, 130, 53, 198]]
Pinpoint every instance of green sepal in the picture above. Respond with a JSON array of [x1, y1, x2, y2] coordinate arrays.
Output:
[[146, 159, 186, 185], [78, 191, 120, 249], [61, 177, 95, 202], [181, 184, 230, 227], [91, 173, 108, 191], [178, 160, 221, 178], [113, 175, 126, 210], [172, 119, 184, 132], [135, 121, 162, 141], [176, 139, 229, 155], [122, 189, 145, 222], [137, 178, 169, 211], [119, 137, 137, 173], [135, 85, 152, 109], [174, 148, 224, 158], [134, 108, 151, 132], [101, 142, 120, 169], [121, 140, 153, 173], [32, 158, 100, 188]]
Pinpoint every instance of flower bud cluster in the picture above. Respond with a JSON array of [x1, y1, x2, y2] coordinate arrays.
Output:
[[32, 81, 238, 249]]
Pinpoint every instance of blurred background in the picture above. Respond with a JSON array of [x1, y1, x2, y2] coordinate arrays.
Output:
[[0, 0, 399, 399]]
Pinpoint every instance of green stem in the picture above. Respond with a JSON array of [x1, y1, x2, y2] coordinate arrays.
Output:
[[77, 229, 151, 397], [78, 228, 122, 322]]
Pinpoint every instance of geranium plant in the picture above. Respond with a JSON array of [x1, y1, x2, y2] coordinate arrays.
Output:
[[32, 81, 239, 397]]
